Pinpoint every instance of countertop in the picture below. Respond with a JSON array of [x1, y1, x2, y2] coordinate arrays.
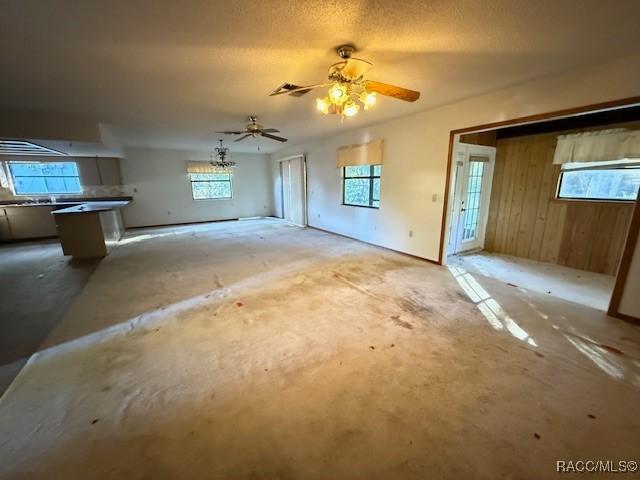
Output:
[[52, 200, 130, 215], [0, 196, 133, 208]]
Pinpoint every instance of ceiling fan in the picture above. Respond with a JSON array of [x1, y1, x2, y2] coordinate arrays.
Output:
[[216, 116, 287, 143], [269, 45, 420, 119]]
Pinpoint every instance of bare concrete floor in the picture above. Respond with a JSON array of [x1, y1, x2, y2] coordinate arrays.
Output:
[[0, 240, 98, 394], [0, 219, 639, 479], [449, 252, 615, 311]]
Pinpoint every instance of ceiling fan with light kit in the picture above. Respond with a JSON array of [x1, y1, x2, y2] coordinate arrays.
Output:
[[269, 45, 421, 121], [216, 115, 288, 143]]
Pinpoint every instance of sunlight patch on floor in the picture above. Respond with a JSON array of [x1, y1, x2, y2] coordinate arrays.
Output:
[[448, 265, 537, 347]]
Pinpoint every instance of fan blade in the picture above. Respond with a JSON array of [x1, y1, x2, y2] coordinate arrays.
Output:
[[260, 128, 280, 133], [340, 58, 372, 80], [259, 132, 288, 142], [364, 80, 420, 102], [216, 131, 245, 135], [270, 82, 330, 96], [234, 134, 252, 142]]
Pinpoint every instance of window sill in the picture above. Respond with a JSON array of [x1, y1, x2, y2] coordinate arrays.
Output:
[[341, 203, 379, 209], [552, 197, 637, 205], [192, 197, 233, 202]]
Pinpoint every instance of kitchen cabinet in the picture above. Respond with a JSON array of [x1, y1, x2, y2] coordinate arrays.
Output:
[[0, 209, 10, 241], [1, 206, 58, 241]]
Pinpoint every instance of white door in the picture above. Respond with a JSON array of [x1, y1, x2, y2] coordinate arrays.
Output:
[[280, 155, 307, 226], [448, 143, 495, 255]]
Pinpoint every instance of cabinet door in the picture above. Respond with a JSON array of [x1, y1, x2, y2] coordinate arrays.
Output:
[[0, 216, 11, 241], [6, 206, 58, 239]]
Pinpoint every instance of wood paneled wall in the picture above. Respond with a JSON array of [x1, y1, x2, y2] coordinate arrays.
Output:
[[484, 132, 635, 275]]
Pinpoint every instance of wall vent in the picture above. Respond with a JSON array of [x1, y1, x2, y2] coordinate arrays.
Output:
[[0, 139, 65, 156]]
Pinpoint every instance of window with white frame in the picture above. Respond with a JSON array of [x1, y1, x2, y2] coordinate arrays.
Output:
[[557, 159, 640, 201], [190, 172, 233, 200]]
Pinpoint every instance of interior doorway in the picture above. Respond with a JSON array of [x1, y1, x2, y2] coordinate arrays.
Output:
[[444, 104, 640, 313], [279, 154, 307, 226], [447, 143, 496, 256]]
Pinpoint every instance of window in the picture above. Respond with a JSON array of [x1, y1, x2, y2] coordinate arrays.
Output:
[[190, 172, 232, 200], [342, 165, 381, 208], [557, 160, 640, 201], [8, 161, 81, 195]]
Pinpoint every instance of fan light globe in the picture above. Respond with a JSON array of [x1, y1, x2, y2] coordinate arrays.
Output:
[[328, 83, 348, 104], [316, 97, 330, 114], [343, 101, 360, 117], [360, 91, 377, 110]]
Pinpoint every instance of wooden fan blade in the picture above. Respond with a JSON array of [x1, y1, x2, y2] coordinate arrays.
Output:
[[340, 58, 372, 80], [259, 132, 288, 142], [216, 131, 245, 135], [364, 80, 420, 102], [269, 82, 330, 96], [261, 128, 280, 133], [234, 134, 252, 142]]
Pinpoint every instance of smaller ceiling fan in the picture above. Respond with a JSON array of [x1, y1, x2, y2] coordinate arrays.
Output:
[[216, 116, 287, 143]]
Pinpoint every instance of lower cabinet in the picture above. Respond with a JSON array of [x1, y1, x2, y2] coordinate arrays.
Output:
[[1, 206, 58, 241], [0, 215, 10, 241]]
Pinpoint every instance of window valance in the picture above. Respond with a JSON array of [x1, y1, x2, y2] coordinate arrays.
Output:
[[553, 128, 640, 165], [186, 161, 217, 173], [337, 139, 384, 167]]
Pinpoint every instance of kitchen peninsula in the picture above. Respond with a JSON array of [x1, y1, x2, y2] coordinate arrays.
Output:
[[52, 200, 130, 258]]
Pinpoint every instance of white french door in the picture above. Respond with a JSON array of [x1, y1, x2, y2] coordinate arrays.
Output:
[[448, 143, 496, 255]]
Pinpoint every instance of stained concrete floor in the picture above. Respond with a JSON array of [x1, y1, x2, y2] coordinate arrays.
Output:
[[449, 252, 615, 311], [0, 218, 639, 479]]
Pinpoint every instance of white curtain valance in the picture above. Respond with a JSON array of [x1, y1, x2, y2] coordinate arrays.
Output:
[[337, 139, 384, 168], [553, 128, 640, 165], [186, 161, 217, 173]]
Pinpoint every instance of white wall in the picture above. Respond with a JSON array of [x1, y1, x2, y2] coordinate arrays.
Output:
[[619, 226, 640, 318], [121, 147, 273, 228], [271, 53, 640, 264]]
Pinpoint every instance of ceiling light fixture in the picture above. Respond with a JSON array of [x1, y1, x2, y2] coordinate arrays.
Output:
[[271, 45, 420, 123], [316, 82, 375, 121], [210, 139, 236, 173]]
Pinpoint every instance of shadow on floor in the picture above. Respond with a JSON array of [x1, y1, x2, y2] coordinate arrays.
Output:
[[0, 239, 99, 395]]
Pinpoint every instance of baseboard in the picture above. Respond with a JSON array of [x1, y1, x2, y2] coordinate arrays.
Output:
[[607, 310, 640, 325], [127, 217, 240, 230], [308, 225, 440, 265]]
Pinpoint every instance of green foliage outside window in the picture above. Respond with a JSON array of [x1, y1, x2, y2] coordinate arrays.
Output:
[[343, 165, 381, 208]]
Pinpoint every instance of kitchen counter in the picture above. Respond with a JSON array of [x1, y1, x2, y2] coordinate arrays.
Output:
[[52, 200, 130, 215], [0, 196, 133, 207], [53, 200, 130, 259]]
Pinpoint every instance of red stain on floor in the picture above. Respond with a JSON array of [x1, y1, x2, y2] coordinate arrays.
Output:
[[236, 302, 244, 308]]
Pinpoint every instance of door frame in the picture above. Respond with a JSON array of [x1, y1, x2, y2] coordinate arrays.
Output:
[[448, 143, 496, 255], [278, 154, 308, 226], [439, 95, 640, 265]]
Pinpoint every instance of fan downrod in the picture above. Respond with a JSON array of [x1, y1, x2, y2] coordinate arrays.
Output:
[[337, 45, 355, 59]]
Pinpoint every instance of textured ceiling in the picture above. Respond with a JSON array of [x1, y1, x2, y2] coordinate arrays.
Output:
[[1, 0, 640, 154]]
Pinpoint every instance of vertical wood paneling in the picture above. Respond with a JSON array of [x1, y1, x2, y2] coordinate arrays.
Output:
[[484, 132, 634, 275]]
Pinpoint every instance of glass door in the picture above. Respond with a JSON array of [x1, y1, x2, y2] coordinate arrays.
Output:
[[450, 145, 496, 255]]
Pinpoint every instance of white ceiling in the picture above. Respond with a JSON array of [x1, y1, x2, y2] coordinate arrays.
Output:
[[1, 0, 640, 154]]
